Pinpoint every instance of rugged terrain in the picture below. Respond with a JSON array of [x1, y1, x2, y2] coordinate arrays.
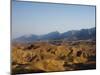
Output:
[[12, 40, 96, 74]]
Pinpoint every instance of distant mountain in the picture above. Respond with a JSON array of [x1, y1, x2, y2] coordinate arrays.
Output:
[[40, 31, 61, 40], [13, 27, 96, 43], [13, 34, 38, 43], [61, 27, 96, 41]]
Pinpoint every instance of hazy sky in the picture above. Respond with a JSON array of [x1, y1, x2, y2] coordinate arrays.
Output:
[[12, 1, 96, 38]]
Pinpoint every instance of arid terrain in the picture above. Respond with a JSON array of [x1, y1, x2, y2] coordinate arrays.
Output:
[[12, 1, 96, 74], [12, 40, 96, 74]]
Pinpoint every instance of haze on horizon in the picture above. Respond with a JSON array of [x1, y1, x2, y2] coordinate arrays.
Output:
[[12, 1, 96, 38]]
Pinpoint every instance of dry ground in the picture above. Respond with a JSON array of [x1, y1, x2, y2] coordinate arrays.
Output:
[[11, 40, 96, 74]]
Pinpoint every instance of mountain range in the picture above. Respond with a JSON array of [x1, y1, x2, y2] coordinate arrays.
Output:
[[13, 27, 96, 43]]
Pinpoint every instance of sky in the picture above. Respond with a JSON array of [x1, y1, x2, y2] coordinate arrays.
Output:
[[12, 1, 96, 38]]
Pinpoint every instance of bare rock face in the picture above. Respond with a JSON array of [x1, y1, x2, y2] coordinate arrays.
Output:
[[12, 41, 96, 74], [30, 59, 65, 72], [56, 46, 69, 56]]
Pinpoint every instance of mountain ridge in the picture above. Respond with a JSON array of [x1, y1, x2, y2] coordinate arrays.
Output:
[[13, 27, 96, 43]]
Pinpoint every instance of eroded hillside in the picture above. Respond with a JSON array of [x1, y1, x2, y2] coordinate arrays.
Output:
[[12, 40, 96, 74]]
